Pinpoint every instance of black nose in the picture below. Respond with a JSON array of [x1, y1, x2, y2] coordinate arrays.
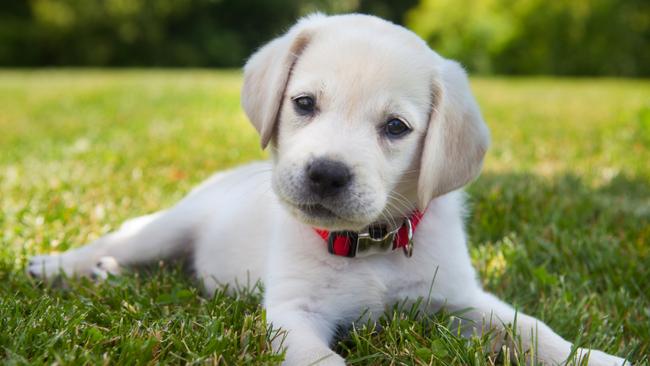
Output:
[[306, 159, 352, 197]]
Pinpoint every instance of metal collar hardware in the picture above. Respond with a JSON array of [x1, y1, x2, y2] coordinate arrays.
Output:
[[326, 218, 415, 258]]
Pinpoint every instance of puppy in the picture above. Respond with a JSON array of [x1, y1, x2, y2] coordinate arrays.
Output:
[[28, 14, 628, 366]]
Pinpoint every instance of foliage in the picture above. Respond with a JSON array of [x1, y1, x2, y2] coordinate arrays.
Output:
[[407, 0, 650, 76], [2, 0, 648, 75], [0, 70, 648, 364], [0, 0, 415, 67]]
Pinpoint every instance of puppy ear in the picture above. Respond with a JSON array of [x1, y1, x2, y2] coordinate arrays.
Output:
[[241, 22, 314, 148], [417, 60, 490, 209]]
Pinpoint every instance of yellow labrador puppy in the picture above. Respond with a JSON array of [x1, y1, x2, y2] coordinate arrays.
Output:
[[28, 14, 628, 366]]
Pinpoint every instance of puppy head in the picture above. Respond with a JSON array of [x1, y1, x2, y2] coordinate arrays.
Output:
[[242, 14, 489, 231]]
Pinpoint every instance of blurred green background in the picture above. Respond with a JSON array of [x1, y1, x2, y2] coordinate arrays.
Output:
[[1, 0, 648, 76]]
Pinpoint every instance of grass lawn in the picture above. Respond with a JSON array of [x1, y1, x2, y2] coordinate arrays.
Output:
[[0, 70, 648, 365]]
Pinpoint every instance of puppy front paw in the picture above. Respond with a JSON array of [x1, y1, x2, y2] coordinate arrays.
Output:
[[283, 351, 345, 366]]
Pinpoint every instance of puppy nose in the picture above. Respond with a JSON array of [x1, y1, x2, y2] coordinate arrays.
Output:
[[306, 159, 352, 197]]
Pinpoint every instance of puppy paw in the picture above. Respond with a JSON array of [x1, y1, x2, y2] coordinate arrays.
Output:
[[312, 353, 346, 366], [576, 348, 631, 366], [90, 256, 121, 280], [284, 351, 346, 366], [27, 254, 73, 279], [27, 252, 120, 281]]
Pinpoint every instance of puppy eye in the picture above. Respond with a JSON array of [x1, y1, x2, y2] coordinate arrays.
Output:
[[384, 118, 411, 138], [292, 95, 315, 115]]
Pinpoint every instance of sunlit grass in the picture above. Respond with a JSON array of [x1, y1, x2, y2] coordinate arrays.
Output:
[[1, 70, 648, 364]]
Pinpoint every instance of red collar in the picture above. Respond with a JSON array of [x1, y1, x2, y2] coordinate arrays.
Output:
[[314, 211, 423, 258]]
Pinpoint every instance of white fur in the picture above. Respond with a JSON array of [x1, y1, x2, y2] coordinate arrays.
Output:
[[28, 14, 628, 366]]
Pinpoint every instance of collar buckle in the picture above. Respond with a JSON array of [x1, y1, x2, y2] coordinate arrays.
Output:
[[320, 211, 422, 259], [353, 218, 414, 258]]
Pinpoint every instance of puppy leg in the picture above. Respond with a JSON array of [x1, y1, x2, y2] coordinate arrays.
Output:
[[28, 207, 193, 280], [266, 304, 344, 366], [454, 291, 629, 365]]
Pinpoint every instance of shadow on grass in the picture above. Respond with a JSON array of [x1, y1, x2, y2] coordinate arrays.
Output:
[[465, 172, 648, 362], [468, 172, 649, 245]]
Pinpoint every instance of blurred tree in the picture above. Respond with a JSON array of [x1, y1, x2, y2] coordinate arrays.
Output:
[[0, 0, 415, 67], [406, 0, 650, 76], [2, 0, 311, 67], [0, 0, 647, 75]]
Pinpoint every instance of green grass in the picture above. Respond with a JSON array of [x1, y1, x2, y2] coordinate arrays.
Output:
[[1, 70, 648, 365]]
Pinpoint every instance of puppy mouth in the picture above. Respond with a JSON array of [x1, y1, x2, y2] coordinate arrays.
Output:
[[297, 203, 339, 219], [273, 184, 378, 230], [283, 199, 374, 230]]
